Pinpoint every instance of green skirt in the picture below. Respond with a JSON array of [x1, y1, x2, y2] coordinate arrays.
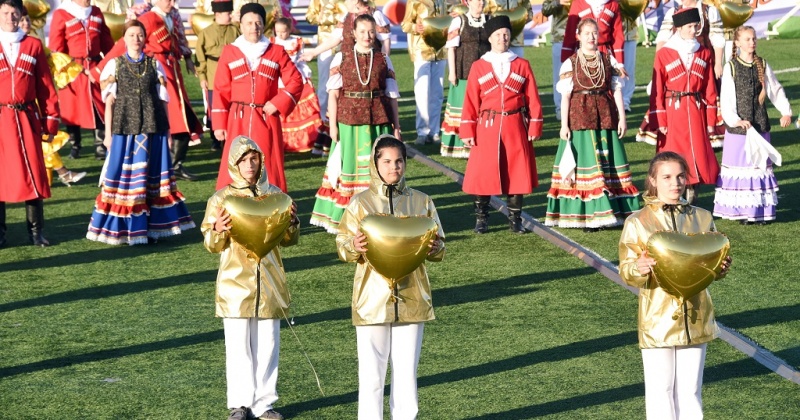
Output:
[[310, 123, 391, 233], [440, 81, 470, 159], [545, 129, 641, 228]]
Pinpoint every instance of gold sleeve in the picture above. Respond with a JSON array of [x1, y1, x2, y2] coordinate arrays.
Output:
[[425, 196, 446, 262], [336, 200, 365, 263], [618, 217, 650, 288], [201, 193, 231, 254]]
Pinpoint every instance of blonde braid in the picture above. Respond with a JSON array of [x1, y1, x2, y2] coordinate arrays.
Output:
[[753, 53, 767, 105]]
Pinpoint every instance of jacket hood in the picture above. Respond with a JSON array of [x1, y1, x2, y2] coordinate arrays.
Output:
[[227, 136, 270, 195], [643, 194, 690, 209], [368, 135, 407, 201]]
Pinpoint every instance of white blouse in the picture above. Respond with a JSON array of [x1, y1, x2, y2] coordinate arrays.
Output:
[[556, 53, 623, 94], [719, 59, 792, 127], [326, 51, 400, 99], [99, 57, 170, 103]]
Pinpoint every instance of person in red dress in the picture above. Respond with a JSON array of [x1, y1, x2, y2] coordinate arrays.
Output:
[[99, 0, 203, 181], [0, 0, 60, 247], [560, 0, 625, 66], [649, 7, 719, 203], [460, 15, 543, 234], [212, 3, 303, 193], [48, 0, 113, 160]]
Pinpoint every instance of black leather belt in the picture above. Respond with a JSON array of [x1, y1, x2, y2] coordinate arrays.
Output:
[[480, 106, 527, 116], [233, 101, 265, 108], [343, 90, 384, 99], [574, 89, 606, 95], [1, 102, 33, 110], [667, 90, 702, 100], [206, 56, 219, 62]]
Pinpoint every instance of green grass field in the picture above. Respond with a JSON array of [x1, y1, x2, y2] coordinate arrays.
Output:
[[1, 40, 798, 418]]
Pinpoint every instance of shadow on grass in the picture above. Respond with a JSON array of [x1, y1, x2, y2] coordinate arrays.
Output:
[[0, 270, 216, 314], [0, 330, 223, 379], [280, 330, 638, 417]]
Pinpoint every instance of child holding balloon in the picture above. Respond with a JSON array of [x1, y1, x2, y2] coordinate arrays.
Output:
[[619, 151, 731, 420], [201, 136, 299, 420], [336, 135, 445, 420]]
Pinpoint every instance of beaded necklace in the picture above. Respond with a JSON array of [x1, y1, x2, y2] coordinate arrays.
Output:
[[354, 45, 373, 86], [577, 50, 605, 89], [123, 52, 147, 78]]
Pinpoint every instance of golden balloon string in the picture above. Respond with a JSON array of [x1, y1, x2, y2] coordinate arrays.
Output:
[[277, 303, 325, 396]]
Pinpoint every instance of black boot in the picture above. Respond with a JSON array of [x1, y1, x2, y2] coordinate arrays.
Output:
[[172, 134, 198, 181], [474, 195, 490, 234], [507, 194, 526, 234], [67, 125, 82, 159], [0, 202, 6, 248], [25, 200, 49, 247], [94, 128, 107, 160]]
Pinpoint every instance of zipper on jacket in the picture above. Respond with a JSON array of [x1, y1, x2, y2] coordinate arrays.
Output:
[[683, 301, 691, 344], [393, 282, 399, 323], [255, 265, 261, 318]]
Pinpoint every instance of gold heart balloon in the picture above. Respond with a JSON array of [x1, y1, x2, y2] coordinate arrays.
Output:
[[223, 193, 294, 260], [190, 13, 215, 38], [619, 0, 648, 22], [646, 231, 730, 303], [360, 214, 438, 284], [450, 4, 468, 16], [492, 6, 530, 40], [716, 0, 754, 29], [24, 0, 50, 20], [103, 12, 127, 42], [422, 16, 453, 52]]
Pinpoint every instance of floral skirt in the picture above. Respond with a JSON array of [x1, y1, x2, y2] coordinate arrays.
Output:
[[440, 81, 470, 159]]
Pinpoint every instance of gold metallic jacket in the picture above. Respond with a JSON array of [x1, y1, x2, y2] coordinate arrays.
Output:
[[541, 0, 568, 43], [202, 136, 299, 319], [336, 142, 446, 326], [618, 196, 720, 349], [306, 0, 344, 44], [623, 16, 639, 43], [401, 0, 449, 62]]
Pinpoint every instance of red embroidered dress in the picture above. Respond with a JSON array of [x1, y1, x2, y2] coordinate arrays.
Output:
[[48, 6, 113, 128], [460, 56, 542, 195], [0, 35, 60, 202], [212, 39, 304, 192]]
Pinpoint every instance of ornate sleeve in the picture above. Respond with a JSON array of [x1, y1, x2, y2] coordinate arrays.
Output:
[[326, 52, 344, 91], [555, 58, 574, 94], [445, 16, 462, 49]]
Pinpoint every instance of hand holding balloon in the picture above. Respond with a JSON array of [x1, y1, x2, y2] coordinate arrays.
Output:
[[214, 206, 232, 233], [427, 234, 442, 256], [718, 255, 732, 278], [637, 250, 656, 275], [353, 231, 368, 253]]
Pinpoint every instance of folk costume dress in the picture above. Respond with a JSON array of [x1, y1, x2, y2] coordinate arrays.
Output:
[[713, 57, 792, 222], [637, 1, 725, 147], [48, 1, 113, 132], [650, 34, 720, 186], [272, 34, 326, 153], [460, 51, 543, 196], [87, 55, 195, 245], [0, 30, 60, 203], [309, 50, 400, 233], [560, 0, 625, 65], [211, 35, 304, 192], [440, 12, 489, 158], [546, 52, 640, 228]]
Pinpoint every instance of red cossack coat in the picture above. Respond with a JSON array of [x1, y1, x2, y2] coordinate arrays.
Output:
[[460, 57, 542, 195], [48, 7, 113, 128], [0, 36, 60, 202], [212, 42, 304, 192], [649, 45, 720, 185], [561, 0, 624, 65]]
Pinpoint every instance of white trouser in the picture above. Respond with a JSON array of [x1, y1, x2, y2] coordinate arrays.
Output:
[[316, 49, 334, 122], [224, 318, 280, 417], [413, 60, 446, 137], [641, 343, 707, 420], [622, 40, 637, 110], [356, 323, 425, 420], [552, 42, 563, 115]]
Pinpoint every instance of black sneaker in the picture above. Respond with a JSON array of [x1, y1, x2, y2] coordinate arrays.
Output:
[[228, 407, 249, 420], [69, 147, 80, 159]]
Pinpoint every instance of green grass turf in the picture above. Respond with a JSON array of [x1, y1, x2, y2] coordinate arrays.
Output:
[[1, 40, 798, 418]]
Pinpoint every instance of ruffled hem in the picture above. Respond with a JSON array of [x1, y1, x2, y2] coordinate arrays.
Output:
[[309, 215, 340, 234], [714, 188, 779, 208], [315, 186, 355, 207], [440, 144, 470, 159], [547, 184, 640, 201], [718, 165, 775, 180], [86, 231, 150, 246], [544, 214, 623, 229]]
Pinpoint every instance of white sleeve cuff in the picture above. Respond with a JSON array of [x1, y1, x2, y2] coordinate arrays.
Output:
[[385, 78, 400, 98]]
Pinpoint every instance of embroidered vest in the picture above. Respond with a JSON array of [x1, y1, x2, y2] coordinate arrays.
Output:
[[338, 50, 391, 126], [568, 52, 617, 131], [726, 57, 770, 135], [455, 15, 490, 80], [112, 56, 170, 134]]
